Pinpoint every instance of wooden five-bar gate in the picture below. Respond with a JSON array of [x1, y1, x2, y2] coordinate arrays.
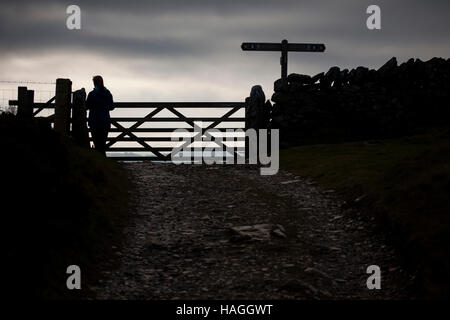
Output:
[[9, 79, 247, 162]]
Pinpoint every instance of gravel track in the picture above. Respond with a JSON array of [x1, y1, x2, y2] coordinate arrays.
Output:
[[93, 162, 415, 299]]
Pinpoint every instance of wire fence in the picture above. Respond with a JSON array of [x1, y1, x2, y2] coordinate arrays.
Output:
[[0, 80, 56, 85], [0, 81, 55, 113]]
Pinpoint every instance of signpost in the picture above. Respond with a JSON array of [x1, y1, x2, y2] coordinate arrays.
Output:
[[241, 39, 326, 80]]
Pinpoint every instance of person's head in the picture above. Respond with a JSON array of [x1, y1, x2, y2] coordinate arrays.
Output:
[[93, 75, 104, 89]]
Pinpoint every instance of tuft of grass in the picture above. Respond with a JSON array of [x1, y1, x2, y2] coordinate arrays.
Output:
[[281, 127, 450, 299], [0, 113, 131, 299]]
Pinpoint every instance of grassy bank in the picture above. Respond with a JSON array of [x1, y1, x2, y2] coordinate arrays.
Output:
[[0, 113, 131, 299], [281, 127, 450, 299]]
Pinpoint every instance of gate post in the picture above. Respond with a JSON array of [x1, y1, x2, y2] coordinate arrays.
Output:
[[54, 78, 72, 134], [72, 88, 90, 148], [245, 85, 270, 162]]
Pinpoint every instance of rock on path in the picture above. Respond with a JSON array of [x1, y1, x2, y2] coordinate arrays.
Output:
[[92, 162, 415, 299]]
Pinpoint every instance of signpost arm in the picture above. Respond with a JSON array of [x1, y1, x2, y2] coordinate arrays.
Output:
[[241, 40, 325, 80], [281, 39, 288, 80]]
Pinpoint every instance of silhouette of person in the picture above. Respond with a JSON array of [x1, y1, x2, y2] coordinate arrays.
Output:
[[86, 75, 114, 155]]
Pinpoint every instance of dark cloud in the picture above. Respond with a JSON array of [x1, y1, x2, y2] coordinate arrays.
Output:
[[1, 0, 449, 58], [0, 0, 449, 100]]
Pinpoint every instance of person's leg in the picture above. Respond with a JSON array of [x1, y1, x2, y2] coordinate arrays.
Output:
[[99, 126, 109, 156], [91, 127, 103, 155], [91, 125, 109, 156]]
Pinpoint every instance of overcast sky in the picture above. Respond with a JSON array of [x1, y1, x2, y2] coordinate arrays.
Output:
[[1, 0, 449, 102]]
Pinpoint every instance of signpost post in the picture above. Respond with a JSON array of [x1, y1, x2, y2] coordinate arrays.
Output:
[[241, 39, 326, 80]]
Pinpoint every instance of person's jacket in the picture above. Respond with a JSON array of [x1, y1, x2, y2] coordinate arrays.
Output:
[[86, 87, 114, 128]]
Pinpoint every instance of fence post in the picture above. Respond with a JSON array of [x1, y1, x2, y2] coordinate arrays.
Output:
[[16, 86, 27, 118], [72, 88, 90, 148], [25, 90, 34, 118], [17, 87, 35, 119], [54, 78, 72, 134]]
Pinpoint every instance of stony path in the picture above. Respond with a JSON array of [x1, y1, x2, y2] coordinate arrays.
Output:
[[93, 162, 415, 299]]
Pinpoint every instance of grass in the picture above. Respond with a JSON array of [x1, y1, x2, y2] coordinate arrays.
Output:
[[0, 113, 131, 299], [281, 127, 450, 299]]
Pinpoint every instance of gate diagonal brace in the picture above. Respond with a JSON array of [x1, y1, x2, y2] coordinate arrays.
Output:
[[110, 120, 166, 159], [165, 106, 243, 161], [106, 107, 164, 148]]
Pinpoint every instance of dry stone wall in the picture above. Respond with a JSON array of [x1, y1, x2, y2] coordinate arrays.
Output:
[[263, 57, 450, 147]]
